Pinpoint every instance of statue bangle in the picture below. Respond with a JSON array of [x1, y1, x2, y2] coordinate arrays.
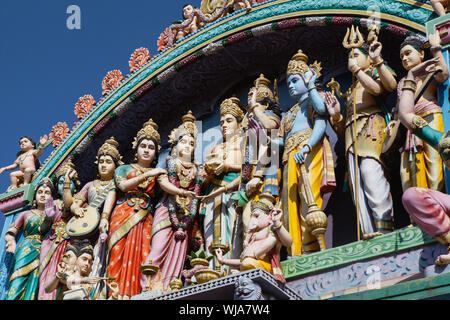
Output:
[[304, 143, 312, 153], [101, 212, 109, 220], [352, 68, 362, 76], [307, 86, 316, 93], [373, 59, 384, 68], [431, 45, 442, 52], [402, 79, 417, 92]]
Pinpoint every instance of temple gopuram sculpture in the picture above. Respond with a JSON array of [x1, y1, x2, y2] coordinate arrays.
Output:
[[4, 179, 55, 300], [327, 28, 397, 240], [0, 136, 49, 192], [201, 97, 244, 273], [213, 192, 292, 283], [2, 0, 450, 302], [276, 50, 335, 256], [140, 111, 203, 292], [105, 119, 167, 299], [397, 58, 450, 266]]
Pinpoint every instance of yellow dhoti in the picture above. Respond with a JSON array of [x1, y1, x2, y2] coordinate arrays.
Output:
[[281, 129, 335, 257]]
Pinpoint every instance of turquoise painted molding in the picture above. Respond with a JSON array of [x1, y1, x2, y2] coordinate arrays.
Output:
[[331, 268, 450, 300], [282, 226, 436, 280], [32, 0, 433, 184]]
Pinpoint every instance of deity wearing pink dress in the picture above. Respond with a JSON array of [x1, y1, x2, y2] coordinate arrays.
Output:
[[140, 111, 203, 292]]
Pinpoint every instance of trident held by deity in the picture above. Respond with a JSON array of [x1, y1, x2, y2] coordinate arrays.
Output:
[[343, 25, 364, 242]]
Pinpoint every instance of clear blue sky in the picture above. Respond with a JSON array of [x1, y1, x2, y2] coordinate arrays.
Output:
[[0, 0, 196, 192]]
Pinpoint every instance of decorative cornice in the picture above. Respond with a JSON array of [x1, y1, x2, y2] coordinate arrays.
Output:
[[281, 227, 436, 280], [31, 0, 432, 184]]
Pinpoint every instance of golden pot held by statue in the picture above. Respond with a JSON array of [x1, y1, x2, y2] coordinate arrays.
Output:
[[190, 258, 210, 268], [194, 269, 221, 284]]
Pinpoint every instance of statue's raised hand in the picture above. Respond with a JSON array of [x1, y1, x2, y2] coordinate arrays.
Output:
[[408, 57, 440, 79], [348, 58, 360, 74], [306, 69, 317, 90], [321, 91, 341, 121], [271, 209, 283, 227], [39, 135, 48, 147], [369, 41, 382, 61], [428, 31, 442, 49], [45, 197, 57, 219]]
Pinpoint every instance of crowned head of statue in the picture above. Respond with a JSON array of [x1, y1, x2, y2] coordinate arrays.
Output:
[[219, 96, 244, 141], [169, 110, 198, 163], [286, 50, 322, 100], [96, 137, 123, 180], [132, 118, 161, 167], [249, 74, 275, 104], [55, 159, 80, 197], [34, 177, 55, 209], [248, 191, 277, 232]]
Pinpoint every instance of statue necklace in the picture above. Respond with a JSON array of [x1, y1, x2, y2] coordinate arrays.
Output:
[[176, 159, 196, 189], [284, 96, 309, 134], [93, 178, 114, 195]]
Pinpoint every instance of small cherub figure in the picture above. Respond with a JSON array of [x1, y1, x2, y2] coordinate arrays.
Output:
[[430, 0, 450, 17], [175, 4, 204, 42], [0, 135, 48, 192], [232, 0, 252, 13]]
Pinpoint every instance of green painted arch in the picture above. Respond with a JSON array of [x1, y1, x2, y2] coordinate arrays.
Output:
[[32, 0, 434, 183]]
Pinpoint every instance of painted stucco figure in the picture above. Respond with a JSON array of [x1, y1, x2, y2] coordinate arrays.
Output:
[[234, 74, 282, 249], [201, 96, 244, 273], [214, 192, 292, 283], [397, 57, 450, 266], [273, 50, 336, 256], [4, 179, 55, 300], [140, 111, 203, 292], [38, 160, 80, 300], [390, 33, 448, 198], [68, 137, 123, 300], [105, 119, 167, 299], [327, 37, 397, 240], [0, 135, 48, 192]]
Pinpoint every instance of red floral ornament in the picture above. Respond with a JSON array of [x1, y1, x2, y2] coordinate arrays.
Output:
[[49, 122, 70, 148], [102, 70, 124, 96], [74, 94, 96, 120], [157, 27, 177, 52], [129, 48, 151, 73]]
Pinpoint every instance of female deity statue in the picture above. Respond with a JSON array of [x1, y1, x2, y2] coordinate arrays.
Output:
[[67, 137, 123, 300], [397, 58, 450, 265], [274, 50, 336, 256], [201, 96, 245, 272], [0, 135, 48, 192], [38, 160, 80, 300], [140, 111, 202, 292], [104, 119, 167, 299], [327, 39, 397, 240], [392, 33, 448, 195], [4, 178, 56, 300]]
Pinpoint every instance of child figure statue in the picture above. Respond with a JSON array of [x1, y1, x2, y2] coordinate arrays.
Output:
[[0, 135, 49, 192]]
